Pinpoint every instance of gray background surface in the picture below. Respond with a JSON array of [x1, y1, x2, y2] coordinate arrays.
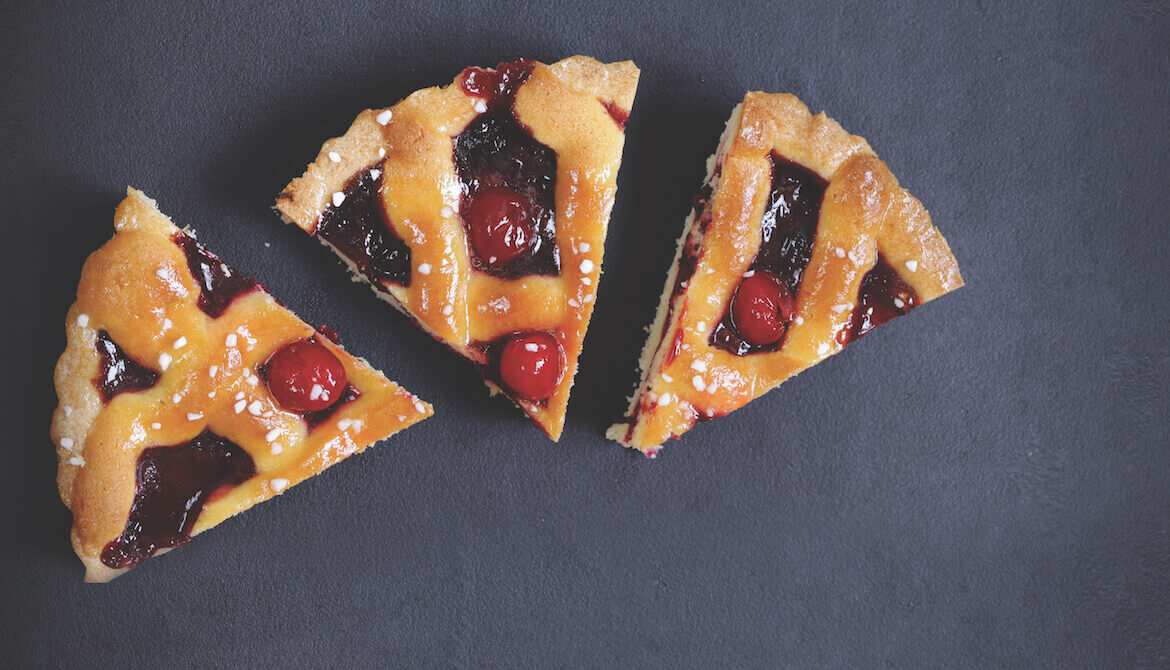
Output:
[[4, 1, 1169, 667]]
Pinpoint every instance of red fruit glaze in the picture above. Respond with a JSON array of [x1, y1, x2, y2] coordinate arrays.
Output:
[[498, 331, 563, 401], [601, 100, 629, 129], [173, 231, 260, 318], [465, 186, 536, 267], [101, 430, 255, 569], [730, 271, 796, 347], [93, 330, 160, 402], [264, 339, 348, 412], [708, 154, 826, 356], [454, 59, 558, 279], [459, 58, 535, 103], [840, 256, 918, 344]]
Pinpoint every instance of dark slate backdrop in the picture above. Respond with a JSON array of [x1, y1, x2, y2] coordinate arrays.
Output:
[[4, 1, 1168, 667]]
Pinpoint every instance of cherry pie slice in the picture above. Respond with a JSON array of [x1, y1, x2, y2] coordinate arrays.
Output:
[[608, 93, 963, 456], [276, 56, 639, 440], [51, 189, 433, 582]]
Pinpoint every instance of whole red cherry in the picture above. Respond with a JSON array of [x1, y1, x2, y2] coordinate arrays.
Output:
[[264, 339, 348, 412], [465, 186, 536, 267], [497, 331, 563, 401], [730, 270, 796, 347]]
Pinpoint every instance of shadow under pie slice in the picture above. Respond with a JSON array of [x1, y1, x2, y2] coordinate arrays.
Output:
[[51, 189, 433, 582], [608, 93, 964, 457], [275, 56, 640, 441]]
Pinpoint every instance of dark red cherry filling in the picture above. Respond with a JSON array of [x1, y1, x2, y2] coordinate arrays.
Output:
[[93, 330, 160, 402], [840, 256, 918, 343], [173, 231, 260, 318], [657, 173, 720, 371], [465, 186, 537, 267], [614, 168, 722, 443], [601, 100, 629, 130], [262, 338, 348, 413], [460, 58, 534, 103], [711, 154, 827, 355], [315, 165, 412, 287], [101, 430, 256, 569], [496, 331, 563, 402], [729, 271, 796, 347], [751, 156, 826, 291], [316, 323, 340, 344], [455, 59, 558, 279]]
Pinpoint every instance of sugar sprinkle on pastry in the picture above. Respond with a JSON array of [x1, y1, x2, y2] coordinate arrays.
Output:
[[608, 92, 962, 455], [51, 190, 433, 581]]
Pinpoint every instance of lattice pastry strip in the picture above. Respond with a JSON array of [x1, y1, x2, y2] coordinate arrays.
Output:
[[51, 189, 432, 581], [609, 93, 963, 454], [277, 56, 639, 440]]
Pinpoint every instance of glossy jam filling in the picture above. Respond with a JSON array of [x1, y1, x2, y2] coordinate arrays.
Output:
[[601, 100, 629, 129], [316, 324, 340, 344], [316, 165, 412, 287], [660, 177, 718, 370], [93, 330, 160, 402], [473, 330, 564, 405], [710, 154, 827, 355], [675, 181, 717, 292], [100, 430, 256, 569], [455, 59, 559, 279], [840, 256, 918, 343], [619, 174, 720, 441], [459, 58, 534, 103], [173, 231, 261, 318]]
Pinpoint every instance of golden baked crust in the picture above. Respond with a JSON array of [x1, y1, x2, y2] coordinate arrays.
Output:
[[609, 93, 963, 455], [276, 56, 639, 441], [51, 189, 433, 581]]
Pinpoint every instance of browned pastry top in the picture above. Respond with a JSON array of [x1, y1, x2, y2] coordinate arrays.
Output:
[[277, 56, 639, 440], [52, 189, 432, 581], [612, 93, 962, 453]]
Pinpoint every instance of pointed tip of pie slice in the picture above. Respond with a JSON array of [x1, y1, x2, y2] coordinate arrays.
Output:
[[511, 386, 568, 443], [480, 375, 566, 441], [611, 92, 962, 455], [273, 55, 638, 440], [54, 189, 432, 581]]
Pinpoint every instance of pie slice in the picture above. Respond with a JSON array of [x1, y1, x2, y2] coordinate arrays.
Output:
[[608, 93, 963, 456], [51, 189, 433, 582], [275, 56, 639, 441]]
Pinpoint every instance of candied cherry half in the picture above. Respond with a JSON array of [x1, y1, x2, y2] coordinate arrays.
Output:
[[730, 270, 797, 347], [264, 339, 348, 412], [498, 331, 563, 402], [465, 186, 537, 268]]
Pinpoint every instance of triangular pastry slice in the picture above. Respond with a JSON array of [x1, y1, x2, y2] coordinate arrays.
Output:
[[52, 189, 433, 581], [608, 93, 963, 456], [276, 56, 639, 440]]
